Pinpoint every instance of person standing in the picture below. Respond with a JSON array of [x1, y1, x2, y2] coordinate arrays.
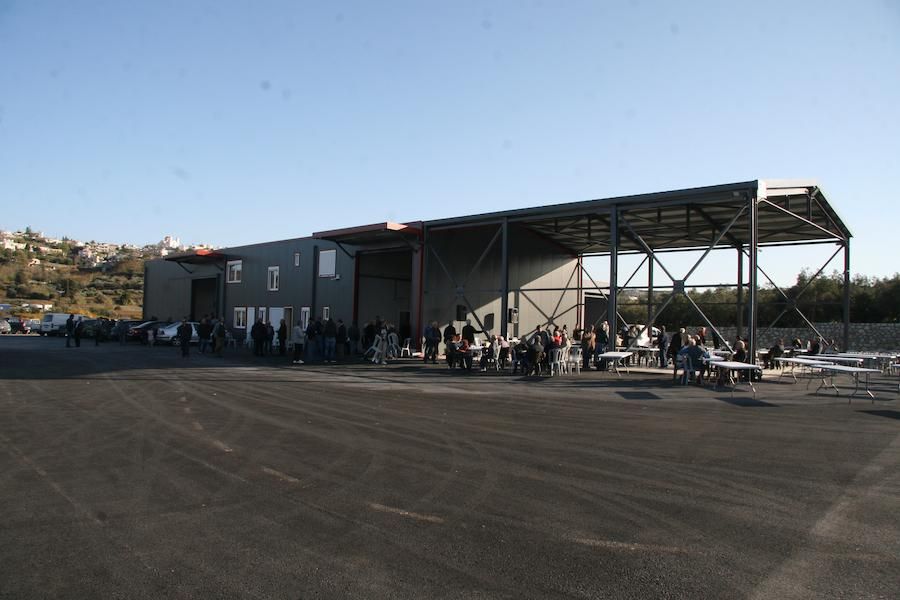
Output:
[[337, 319, 348, 359], [461, 320, 476, 345], [177, 318, 193, 358], [581, 325, 595, 371], [277, 319, 287, 356], [250, 319, 265, 356], [424, 321, 441, 364], [323, 317, 337, 363], [198, 318, 212, 353], [65, 314, 75, 348], [292, 319, 306, 364], [348, 320, 360, 355], [265, 321, 275, 355], [657, 325, 669, 368], [305, 318, 318, 362], [94, 320, 102, 346], [212, 317, 226, 357], [671, 328, 686, 381], [73, 317, 83, 348], [594, 320, 609, 370]]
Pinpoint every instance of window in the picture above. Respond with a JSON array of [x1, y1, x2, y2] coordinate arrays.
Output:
[[318, 249, 336, 278], [293, 252, 301, 267], [226, 260, 242, 283], [233, 307, 247, 329], [300, 306, 310, 330], [258, 307, 267, 323], [267, 266, 279, 291], [322, 306, 330, 320]]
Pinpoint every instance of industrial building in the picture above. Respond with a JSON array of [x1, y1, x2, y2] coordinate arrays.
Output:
[[144, 179, 851, 355]]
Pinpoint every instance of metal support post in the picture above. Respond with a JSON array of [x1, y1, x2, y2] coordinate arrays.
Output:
[[500, 218, 509, 339], [607, 207, 619, 330], [647, 255, 654, 327], [843, 239, 851, 351], [736, 245, 743, 339], [748, 192, 759, 357]]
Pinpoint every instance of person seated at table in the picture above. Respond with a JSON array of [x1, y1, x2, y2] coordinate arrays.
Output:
[[498, 335, 510, 367], [512, 340, 529, 374], [677, 337, 709, 385], [457, 337, 473, 371], [809, 337, 822, 355], [445, 335, 460, 369], [733, 340, 750, 381], [765, 338, 784, 369], [791, 337, 803, 350], [696, 327, 707, 347], [551, 327, 562, 348]]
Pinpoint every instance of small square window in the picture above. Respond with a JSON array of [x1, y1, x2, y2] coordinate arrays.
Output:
[[293, 252, 301, 267], [318, 249, 336, 278], [227, 260, 242, 283], [233, 307, 247, 329], [267, 266, 279, 291]]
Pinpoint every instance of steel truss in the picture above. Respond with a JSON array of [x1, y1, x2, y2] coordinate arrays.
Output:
[[422, 181, 851, 354]]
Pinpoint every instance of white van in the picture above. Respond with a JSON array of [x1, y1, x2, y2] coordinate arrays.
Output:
[[40, 313, 86, 336]]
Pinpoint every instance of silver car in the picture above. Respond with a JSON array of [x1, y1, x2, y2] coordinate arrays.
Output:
[[156, 322, 199, 345]]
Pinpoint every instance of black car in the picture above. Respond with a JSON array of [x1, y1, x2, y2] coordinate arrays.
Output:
[[7, 318, 32, 334]]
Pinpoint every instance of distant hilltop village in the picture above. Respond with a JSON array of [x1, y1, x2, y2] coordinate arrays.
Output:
[[0, 227, 217, 318], [0, 228, 214, 268]]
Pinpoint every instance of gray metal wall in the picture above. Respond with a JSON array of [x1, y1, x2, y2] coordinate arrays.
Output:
[[144, 237, 355, 334], [423, 224, 580, 341]]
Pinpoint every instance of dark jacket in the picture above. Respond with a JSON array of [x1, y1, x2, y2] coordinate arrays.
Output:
[[277, 323, 287, 341], [324, 319, 337, 338], [177, 323, 193, 341]]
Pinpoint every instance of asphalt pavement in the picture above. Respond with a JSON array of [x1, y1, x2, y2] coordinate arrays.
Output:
[[1, 335, 898, 599]]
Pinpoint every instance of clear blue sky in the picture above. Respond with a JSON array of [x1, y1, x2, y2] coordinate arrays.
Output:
[[1, 0, 897, 285]]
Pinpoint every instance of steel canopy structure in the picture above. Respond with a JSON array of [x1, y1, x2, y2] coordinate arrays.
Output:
[[423, 179, 852, 357]]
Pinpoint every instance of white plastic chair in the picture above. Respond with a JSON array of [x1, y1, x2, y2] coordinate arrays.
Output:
[[567, 346, 582, 374], [387, 332, 401, 358], [550, 348, 566, 376], [401, 337, 412, 358]]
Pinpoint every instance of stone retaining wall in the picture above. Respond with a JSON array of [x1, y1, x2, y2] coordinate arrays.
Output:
[[677, 323, 900, 352]]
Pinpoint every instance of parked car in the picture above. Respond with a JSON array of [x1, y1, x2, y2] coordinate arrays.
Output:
[[156, 322, 199, 345], [81, 318, 112, 339], [7, 317, 32, 334], [0, 319, 10, 335], [40, 313, 87, 336], [127, 320, 169, 343]]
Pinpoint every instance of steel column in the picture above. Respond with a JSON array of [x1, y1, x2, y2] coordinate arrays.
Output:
[[748, 192, 759, 357], [647, 255, 654, 327], [500, 218, 509, 339], [843, 239, 851, 350], [736, 245, 743, 339], [607, 207, 619, 329]]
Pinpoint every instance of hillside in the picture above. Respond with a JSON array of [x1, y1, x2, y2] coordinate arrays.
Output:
[[0, 228, 206, 319]]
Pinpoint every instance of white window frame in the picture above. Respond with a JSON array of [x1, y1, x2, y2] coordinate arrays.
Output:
[[322, 306, 330, 320], [233, 307, 247, 329], [226, 260, 242, 283], [300, 307, 310, 330], [267, 266, 280, 291], [318, 249, 336, 278], [293, 252, 301, 267], [258, 306, 268, 324]]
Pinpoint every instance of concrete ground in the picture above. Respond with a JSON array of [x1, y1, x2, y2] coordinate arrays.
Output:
[[1, 336, 898, 599]]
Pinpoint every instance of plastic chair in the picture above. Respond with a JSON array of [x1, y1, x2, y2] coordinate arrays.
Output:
[[401, 337, 412, 358], [550, 348, 566, 376], [567, 346, 582, 374]]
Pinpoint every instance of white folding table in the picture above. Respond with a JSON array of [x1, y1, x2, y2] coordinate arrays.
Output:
[[712, 361, 763, 398], [815, 364, 882, 402], [595, 351, 633, 376], [773, 357, 829, 383]]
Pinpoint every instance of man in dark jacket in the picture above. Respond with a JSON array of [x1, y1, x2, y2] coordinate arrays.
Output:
[[197, 318, 212, 353], [461, 320, 476, 345], [323, 317, 337, 362], [277, 319, 288, 356], [177, 318, 193, 358], [65, 314, 75, 347], [348, 320, 360, 355], [251, 319, 266, 356], [337, 319, 348, 358], [443, 321, 457, 346], [657, 325, 669, 368], [305, 319, 318, 361], [73, 317, 84, 348]]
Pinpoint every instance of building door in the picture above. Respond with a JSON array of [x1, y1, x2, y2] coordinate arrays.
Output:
[[300, 307, 310, 330], [269, 307, 284, 349], [246, 307, 256, 347]]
